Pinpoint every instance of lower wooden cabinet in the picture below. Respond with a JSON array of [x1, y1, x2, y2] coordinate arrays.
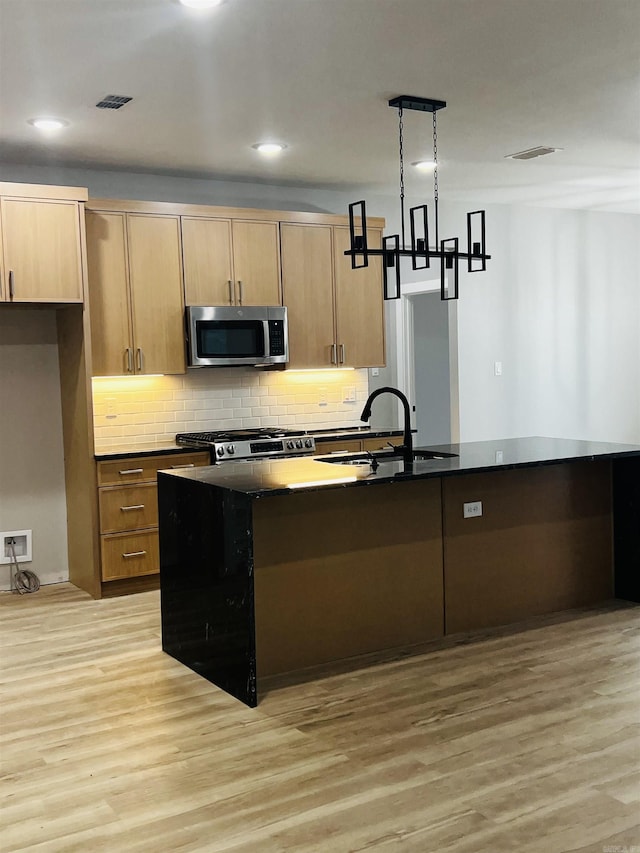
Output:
[[314, 435, 404, 455], [96, 451, 209, 583]]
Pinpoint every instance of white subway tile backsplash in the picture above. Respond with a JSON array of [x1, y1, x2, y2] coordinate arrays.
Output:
[[92, 368, 369, 450]]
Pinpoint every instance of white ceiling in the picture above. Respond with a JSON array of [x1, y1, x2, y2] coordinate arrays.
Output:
[[1, 0, 639, 213]]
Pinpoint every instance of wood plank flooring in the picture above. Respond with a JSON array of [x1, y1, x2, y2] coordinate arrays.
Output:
[[1, 584, 639, 852]]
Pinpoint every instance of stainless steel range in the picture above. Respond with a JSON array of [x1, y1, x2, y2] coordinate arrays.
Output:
[[175, 427, 316, 463]]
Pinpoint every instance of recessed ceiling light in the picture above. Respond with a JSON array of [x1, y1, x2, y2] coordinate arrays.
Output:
[[412, 160, 436, 172], [178, 0, 223, 8], [28, 117, 69, 131], [252, 142, 287, 155]]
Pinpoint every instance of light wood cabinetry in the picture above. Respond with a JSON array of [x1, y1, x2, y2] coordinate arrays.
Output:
[[333, 226, 385, 368], [97, 452, 208, 583], [314, 435, 404, 455], [182, 216, 281, 307], [280, 223, 384, 369], [0, 183, 87, 303], [86, 210, 185, 376]]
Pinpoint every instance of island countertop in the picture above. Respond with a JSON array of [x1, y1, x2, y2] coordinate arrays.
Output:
[[161, 436, 640, 496]]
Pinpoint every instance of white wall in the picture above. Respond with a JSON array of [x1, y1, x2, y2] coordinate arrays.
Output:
[[444, 203, 640, 444], [0, 311, 69, 589]]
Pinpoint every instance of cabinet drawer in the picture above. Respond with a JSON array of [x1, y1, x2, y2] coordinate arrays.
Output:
[[99, 483, 158, 534], [97, 452, 209, 486], [101, 530, 159, 581], [314, 439, 363, 455]]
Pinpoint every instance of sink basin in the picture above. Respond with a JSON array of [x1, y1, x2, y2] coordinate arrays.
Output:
[[316, 449, 458, 466]]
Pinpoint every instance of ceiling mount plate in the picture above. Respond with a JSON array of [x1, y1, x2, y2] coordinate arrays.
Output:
[[388, 95, 447, 113]]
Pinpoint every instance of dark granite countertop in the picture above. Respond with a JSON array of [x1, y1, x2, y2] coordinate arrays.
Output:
[[94, 427, 404, 460], [159, 436, 640, 497], [94, 442, 208, 461]]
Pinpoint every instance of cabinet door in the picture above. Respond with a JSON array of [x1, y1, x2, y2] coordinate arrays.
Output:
[[280, 223, 336, 368], [127, 214, 186, 375], [182, 216, 234, 306], [86, 211, 134, 376], [333, 227, 385, 368], [1, 198, 83, 302], [231, 220, 281, 306]]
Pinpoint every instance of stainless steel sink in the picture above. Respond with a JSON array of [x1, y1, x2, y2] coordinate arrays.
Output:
[[316, 449, 458, 466]]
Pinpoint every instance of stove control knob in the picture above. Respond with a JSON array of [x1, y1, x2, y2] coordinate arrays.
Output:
[[295, 439, 303, 449], [226, 444, 235, 455], [216, 446, 225, 457], [286, 440, 295, 450], [305, 438, 313, 448]]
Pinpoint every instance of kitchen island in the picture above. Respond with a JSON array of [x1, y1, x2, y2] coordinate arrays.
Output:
[[158, 437, 640, 706]]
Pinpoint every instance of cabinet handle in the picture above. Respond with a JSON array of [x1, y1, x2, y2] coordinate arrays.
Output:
[[122, 550, 147, 558], [339, 343, 345, 364], [118, 468, 144, 475], [170, 463, 195, 469], [120, 504, 145, 512], [136, 347, 143, 372], [331, 343, 337, 364], [237, 280, 244, 305], [126, 348, 133, 373], [8, 270, 14, 299], [228, 280, 234, 305]]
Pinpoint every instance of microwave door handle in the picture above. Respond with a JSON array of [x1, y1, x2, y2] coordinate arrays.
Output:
[[237, 280, 244, 305], [228, 280, 234, 305]]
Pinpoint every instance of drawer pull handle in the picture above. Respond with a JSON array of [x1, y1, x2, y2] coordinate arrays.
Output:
[[122, 550, 147, 558], [120, 504, 145, 512], [118, 468, 144, 475], [170, 463, 195, 469]]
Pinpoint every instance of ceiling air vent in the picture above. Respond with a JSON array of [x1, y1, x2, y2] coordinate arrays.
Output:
[[95, 95, 133, 110], [505, 146, 562, 160]]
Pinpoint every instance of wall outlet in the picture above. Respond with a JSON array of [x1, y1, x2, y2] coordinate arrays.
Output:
[[371, 367, 380, 377], [342, 386, 356, 403], [494, 361, 503, 376], [463, 501, 483, 519], [319, 387, 328, 406], [1, 529, 33, 564]]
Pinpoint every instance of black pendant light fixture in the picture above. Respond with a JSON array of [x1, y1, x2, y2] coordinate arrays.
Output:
[[346, 96, 490, 301]]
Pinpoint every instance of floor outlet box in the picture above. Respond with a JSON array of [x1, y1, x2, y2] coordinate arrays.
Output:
[[463, 501, 483, 519], [1, 529, 33, 564]]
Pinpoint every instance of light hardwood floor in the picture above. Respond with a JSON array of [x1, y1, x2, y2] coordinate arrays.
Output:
[[1, 584, 639, 853]]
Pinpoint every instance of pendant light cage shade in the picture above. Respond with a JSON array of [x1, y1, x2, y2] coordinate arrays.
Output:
[[346, 95, 491, 300]]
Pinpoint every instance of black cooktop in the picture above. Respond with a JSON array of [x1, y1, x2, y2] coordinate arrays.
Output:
[[176, 427, 303, 444]]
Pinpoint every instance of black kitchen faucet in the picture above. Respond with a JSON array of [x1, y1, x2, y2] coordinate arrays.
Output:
[[360, 386, 414, 468]]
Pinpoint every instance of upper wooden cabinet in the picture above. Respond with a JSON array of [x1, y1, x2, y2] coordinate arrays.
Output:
[[86, 210, 185, 376], [182, 217, 281, 307], [281, 223, 385, 369], [333, 226, 385, 369], [0, 183, 87, 303]]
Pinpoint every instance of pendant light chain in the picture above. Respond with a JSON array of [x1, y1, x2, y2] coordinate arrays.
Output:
[[432, 108, 439, 247], [398, 104, 405, 247]]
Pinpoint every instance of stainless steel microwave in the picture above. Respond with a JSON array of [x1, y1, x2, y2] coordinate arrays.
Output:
[[186, 305, 288, 367]]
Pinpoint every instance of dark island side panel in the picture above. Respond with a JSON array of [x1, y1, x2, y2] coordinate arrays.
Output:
[[613, 456, 640, 603], [158, 472, 257, 707], [252, 479, 444, 677], [443, 461, 614, 634]]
